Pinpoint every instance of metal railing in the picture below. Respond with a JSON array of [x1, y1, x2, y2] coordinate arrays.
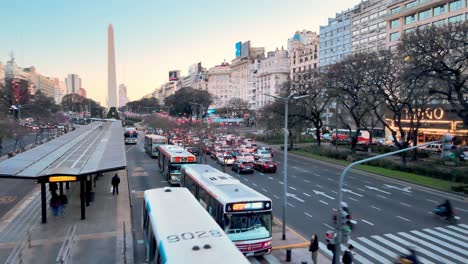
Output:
[[4, 229, 32, 264], [56, 225, 77, 264]]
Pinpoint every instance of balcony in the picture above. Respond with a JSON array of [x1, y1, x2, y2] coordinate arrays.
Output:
[[385, 0, 447, 20]]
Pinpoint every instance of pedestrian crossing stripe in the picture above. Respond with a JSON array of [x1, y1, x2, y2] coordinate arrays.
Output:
[[318, 224, 468, 264]]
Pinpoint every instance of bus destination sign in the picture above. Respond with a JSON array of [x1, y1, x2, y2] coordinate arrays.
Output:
[[226, 201, 271, 212]]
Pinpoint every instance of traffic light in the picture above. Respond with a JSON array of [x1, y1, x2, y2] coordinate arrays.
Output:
[[441, 134, 457, 159]]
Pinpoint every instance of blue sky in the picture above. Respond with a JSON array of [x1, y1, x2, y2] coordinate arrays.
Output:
[[1, 0, 361, 104]]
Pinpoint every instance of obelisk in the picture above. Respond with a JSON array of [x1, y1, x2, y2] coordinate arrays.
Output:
[[107, 24, 117, 108]]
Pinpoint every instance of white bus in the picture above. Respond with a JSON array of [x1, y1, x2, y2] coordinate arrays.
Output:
[[145, 134, 168, 158], [124, 127, 138, 144], [180, 164, 273, 257], [158, 145, 197, 185], [143, 188, 249, 264]]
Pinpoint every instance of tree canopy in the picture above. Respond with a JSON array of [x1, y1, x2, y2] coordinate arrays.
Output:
[[164, 87, 212, 117]]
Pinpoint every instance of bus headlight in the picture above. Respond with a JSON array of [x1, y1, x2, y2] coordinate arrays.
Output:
[[263, 241, 271, 248]]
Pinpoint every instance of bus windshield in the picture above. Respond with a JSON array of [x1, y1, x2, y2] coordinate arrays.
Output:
[[169, 164, 181, 174], [224, 212, 272, 241]]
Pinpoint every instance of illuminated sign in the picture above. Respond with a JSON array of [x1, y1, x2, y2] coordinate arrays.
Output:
[[403, 107, 444, 120], [235, 41, 242, 57], [172, 156, 196, 163], [226, 201, 271, 212], [49, 176, 77, 182]]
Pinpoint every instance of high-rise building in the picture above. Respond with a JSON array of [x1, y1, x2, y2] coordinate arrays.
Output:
[[385, 0, 468, 50], [23, 66, 56, 99], [319, 6, 358, 67], [65, 74, 81, 94], [54, 78, 66, 104], [289, 30, 320, 81], [207, 62, 231, 109], [255, 48, 290, 109], [108, 24, 118, 108], [78, 88, 87, 98], [119, 83, 129, 107], [351, 0, 390, 54], [0, 61, 4, 85]]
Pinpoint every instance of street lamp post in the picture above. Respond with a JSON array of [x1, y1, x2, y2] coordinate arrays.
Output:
[[265, 93, 309, 240]]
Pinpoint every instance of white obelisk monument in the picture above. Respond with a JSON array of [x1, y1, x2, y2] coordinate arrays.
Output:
[[108, 24, 117, 108]]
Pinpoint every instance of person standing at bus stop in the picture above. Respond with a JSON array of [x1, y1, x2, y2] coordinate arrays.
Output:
[[112, 173, 120, 195], [309, 234, 319, 264]]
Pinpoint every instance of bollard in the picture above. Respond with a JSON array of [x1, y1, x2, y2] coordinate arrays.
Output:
[[286, 248, 292, 262]]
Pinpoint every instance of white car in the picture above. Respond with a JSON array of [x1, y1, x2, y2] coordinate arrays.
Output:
[[237, 153, 255, 163], [240, 145, 256, 153], [217, 155, 235, 165], [253, 150, 272, 160]]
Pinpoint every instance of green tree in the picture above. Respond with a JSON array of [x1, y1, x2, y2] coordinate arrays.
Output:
[[107, 107, 120, 119], [126, 97, 160, 113], [164, 87, 212, 117]]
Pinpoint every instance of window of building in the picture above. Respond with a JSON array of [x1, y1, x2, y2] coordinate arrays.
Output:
[[391, 6, 401, 14], [433, 19, 446, 26], [405, 14, 417, 24], [448, 14, 464, 23], [379, 21, 386, 28], [352, 30, 359, 36], [390, 32, 400, 42], [406, 1, 418, 8], [361, 16, 369, 23], [419, 9, 431, 20], [391, 19, 400, 28], [369, 35, 377, 42], [433, 4, 447, 16], [370, 13, 378, 20], [449, 0, 463, 11], [369, 24, 377, 31], [405, 27, 416, 34], [419, 23, 430, 29], [361, 27, 368, 33], [378, 10, 387, 16], [378, 32, 386, 39], [353, 20, 360, 25]]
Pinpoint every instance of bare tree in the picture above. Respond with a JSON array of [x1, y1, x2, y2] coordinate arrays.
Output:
[[399, 22, 468, 126], [227, 97, 248, 118]]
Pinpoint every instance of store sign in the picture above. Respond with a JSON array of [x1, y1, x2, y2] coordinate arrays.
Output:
[[49, 176, 77, 182], [403, 107, 444, 120]]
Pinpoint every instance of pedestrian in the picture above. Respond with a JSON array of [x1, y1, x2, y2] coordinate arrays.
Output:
[[326, 239, 336, 264], [342, 244, 354, 264], [50, 192, 60, 217], [49, 182, 58, 194], [111, 173, 120, 195], [308, 234, 319, 264], [58, 193, 68, 217]]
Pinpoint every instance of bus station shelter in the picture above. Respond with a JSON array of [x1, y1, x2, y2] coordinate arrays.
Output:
[[0, 120, 126, 223]]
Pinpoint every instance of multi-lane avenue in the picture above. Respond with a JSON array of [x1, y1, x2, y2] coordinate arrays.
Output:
[[127, 131, 468, 264]]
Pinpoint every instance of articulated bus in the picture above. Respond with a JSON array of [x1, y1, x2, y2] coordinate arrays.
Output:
[[144, 134, 168, 158], [143, 187, 249, 264], [158, 145, 197, 185], [124, 127, 138, 144], [180, 164, 273, 257]]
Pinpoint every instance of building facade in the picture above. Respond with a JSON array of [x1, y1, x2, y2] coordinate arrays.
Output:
[[24, 66, 56, 99], [54, 79, 66, 105], [351, 0, 390, 54], [385, 0, 468, 49], [119, 83, 129, 107], [0, 62, 4, 85], [65, 74, 82, 94], [319, 7, 357, 67], [255, 48, 290, 109], [289, 30, 320, 81], [207, 62, 232, 109]]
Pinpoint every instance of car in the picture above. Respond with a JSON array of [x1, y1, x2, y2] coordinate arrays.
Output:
[[217, 155, 235, 165], [184, 146, 200, 156], [253, 150, 273, 160], [253, 159, 277, 173], [211, 150, 223, 159], [237, 153, 255, 163], [232, 160, 254, 174], [421, 143, 443, 154], [257, 147, 274, 157], [240, 145, 256, 153]]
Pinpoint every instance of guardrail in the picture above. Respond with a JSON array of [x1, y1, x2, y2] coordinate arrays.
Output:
[[122, 221, 127, 264], [56, 225, 77, 264], [4, 229, 32, 264]]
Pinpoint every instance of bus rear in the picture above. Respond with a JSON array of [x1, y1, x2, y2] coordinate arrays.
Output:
[[124, 127, 138, 144]]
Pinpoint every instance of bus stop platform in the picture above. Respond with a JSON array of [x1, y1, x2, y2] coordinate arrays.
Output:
[[0, 169, 133, 264], [268, 218, 330, 264]]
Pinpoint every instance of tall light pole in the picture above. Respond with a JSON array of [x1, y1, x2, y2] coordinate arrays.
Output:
[[265, 93, 309, 240]]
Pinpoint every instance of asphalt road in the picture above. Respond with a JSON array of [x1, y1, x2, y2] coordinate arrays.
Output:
[[126, 131, 468, 264], [0, 132, 56, 156]]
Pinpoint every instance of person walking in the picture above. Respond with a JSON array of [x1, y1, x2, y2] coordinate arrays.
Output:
[[342, 244, 354, 264], [111, 173, 120, 195], [58, 193, 68, 217], [308, 234, 319, 264], [326, 239, 336, 264], [50, 192, 60, 218]]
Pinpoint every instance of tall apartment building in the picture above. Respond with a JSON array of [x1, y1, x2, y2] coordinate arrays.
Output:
[[54, 79, 66, 104], [247, 60, 261, 110], [255, 48, 290, 109], [119, 83, 129, 107], [0, 62, 4, 85], [24, 66, 56, 99], [289, 30, 320, 81], [319, 7, 357, 67], [386, 0, 468, 50], [207, 62, 232, 109], [351, 0, 390, 53], [65, 74, 82, 94]]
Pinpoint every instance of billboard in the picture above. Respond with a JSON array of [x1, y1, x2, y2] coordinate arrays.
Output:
[[241, 41, 250, 59], [235, 41, 242, 57], [169, 70, 180, 81]]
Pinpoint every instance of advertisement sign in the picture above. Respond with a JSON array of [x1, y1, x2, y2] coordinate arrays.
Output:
[[169, 71, 179, 81], [241, 41, 250, 59], [235, 41, 242, 57]]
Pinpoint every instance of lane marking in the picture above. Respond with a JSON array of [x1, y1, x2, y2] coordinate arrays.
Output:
[[259, 173, 265, 176], [323, 223, 334, 230], [364, 180, 372, 184], [348, 197, 359, 202], [331, 190, 338, 194], [400, 202, 411, 207], [262, 188, 268, 193], [358, 237, 398, 259], [303, 192, 311, 197], [371, 206, 381, 211], [304, 212, 313, 218], [447, 225, 468, 235], [327, 178, 334, 181], [126, 145, 135, 152], [279, 181, 284, 185], [273, 195, 280, 199], [268, 177, 274, 180], [422, 229, 468, 248], [372, 236, 435, 264], [303, 179, 311, 183], [361, 219, 374, 226], [435, 227, 468, 241], [396, 216, 410, 222], [252, 183, 258, 187], [319, 200, 328, 205], [377, 195, 387, 199], [313, 173, 321, 177], [347, 239, 392, 264], [357, 188, 366, 192], [455, 207, 468, 213], [289, 187, 297, 191], [316, 184, 323, 188], [287, 203, 295, 208], [426, 199, 438, 204]]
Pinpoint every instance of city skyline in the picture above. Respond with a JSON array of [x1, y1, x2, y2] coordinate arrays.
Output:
[[0, 0, 361, 105]]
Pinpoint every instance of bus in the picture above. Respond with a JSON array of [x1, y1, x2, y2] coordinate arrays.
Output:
[[158, 145, 197, 185], [331, 129, 370, 143], [143, 187, 249, 264], [145, 134, 168, 158], [124, 127, 138, 144], [180, 164, 273, 257]]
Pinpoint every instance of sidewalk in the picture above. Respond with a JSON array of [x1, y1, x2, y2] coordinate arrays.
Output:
[[9, 170, 133, 264], [270, 218, 330, 264]]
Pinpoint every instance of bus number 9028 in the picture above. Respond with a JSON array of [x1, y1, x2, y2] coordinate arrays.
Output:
[[167, 230, 223, 243]]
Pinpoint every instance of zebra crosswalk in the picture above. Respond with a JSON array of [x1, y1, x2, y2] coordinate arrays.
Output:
[[319, 224, 468, 264]]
